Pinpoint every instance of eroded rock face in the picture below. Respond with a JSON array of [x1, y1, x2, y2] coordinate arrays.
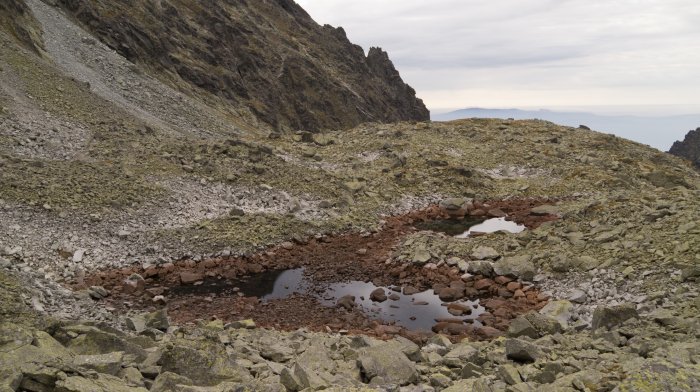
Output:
[[54, 0, 429, 132], [0, 0, 44, 53], [670, 127, 700, 169]]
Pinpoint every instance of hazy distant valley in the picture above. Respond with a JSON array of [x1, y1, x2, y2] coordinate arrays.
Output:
[[434, 107, 700, 151]]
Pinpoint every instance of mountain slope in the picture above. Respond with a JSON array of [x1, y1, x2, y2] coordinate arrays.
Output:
[[670, 127, 700, 169], [1, 1, 700, 391], [53, 0, 429, 132]]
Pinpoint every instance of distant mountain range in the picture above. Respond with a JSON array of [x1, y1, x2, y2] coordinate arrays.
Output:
[[433, 108, 700, 151]]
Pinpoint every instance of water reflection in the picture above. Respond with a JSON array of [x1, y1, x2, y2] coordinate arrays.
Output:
[[455, 217, 525, 238]]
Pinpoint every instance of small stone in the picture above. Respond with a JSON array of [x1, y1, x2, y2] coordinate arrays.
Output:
[[412, 248, 432, 264], [179, 272, 204, 284], [227, 319, 256, 329], [403, 286, 420, 295], [568, 289, 587, 304], [437, 287, 462, 302], [471, 246, 500, 260], [72, 249, 86, 263], [281, 242, 294, 250], [530, 205, 559, 216], [447, 303, 472, 316], [337, 295, 356, 310], [88, 286, 109, 300]]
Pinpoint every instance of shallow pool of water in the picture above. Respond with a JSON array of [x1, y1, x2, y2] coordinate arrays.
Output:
[[319, 281, 484, 331], [455, 217, 526, 238], [172, 267, 485, 331], [170, 268, 309, 299]]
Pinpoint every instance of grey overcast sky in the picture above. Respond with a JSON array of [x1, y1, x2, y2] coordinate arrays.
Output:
[[296, 0, 700, 115]]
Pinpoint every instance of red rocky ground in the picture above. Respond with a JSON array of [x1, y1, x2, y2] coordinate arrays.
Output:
[[75, 199, 558, 343]]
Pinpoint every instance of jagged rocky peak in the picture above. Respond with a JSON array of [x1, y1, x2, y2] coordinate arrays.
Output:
[[669, 127, 700, 169], [51, 0, 429, 132]]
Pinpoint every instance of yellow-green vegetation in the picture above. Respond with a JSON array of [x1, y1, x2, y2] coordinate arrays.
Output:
[[0, 157, 164, 209], [0, 271, 44, 328]]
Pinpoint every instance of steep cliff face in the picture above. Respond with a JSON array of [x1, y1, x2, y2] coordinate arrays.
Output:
[[669, 127, 700, 169], [54, 0, 429, 131]]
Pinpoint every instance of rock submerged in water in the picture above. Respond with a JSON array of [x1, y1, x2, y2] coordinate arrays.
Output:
[[370, 288, 388, 302]]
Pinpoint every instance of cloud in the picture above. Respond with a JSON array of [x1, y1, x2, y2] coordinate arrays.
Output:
[[296, 0, 700, 112]]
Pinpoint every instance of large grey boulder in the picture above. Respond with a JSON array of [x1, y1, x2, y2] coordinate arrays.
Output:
[[494, 255, 536, 280], [591, 304, 639, 330], [126, 309, 170, 333], [158, 344, 252, 386], [471, 246, 500, 261], [505, 339, 545, 363], [73, 351, 124, 375], [357, 344, 418, 386]]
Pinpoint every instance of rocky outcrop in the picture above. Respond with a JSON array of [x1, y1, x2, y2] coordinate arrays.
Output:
[[0, 0, 43, 53], [669, 127, 700, 169], [53, 0, 429, 132]]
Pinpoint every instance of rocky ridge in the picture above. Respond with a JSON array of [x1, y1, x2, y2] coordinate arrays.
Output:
[[52, 0, 429, 132], [1, 1, 700, 391], [669, 127, 700, 169]]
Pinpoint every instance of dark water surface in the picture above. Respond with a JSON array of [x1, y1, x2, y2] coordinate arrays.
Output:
[[416, 216, 525, 238], [171, 267, 484, 331]]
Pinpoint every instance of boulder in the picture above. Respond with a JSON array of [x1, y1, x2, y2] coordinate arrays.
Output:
[[539, 301, 573, 330], [370, 288, 388, 302], [158, 344, 252, 386], [507, 317, 539, 339], [493, 255, 536, 280], [591, 304, 639, 330], [498, 364, 522, 385], [471, 246, 500, 260], [150, 372, 192, 392], [505, 338, 545, 363], [73, 351, 124, 375], [467, 260, 495, 277], [127, 309, 169, 333], [55, 374, 148, 392], [357, 344, 418, 386], [54, 325, 148, 362]]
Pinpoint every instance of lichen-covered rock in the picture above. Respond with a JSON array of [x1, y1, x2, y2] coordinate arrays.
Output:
[[74, 351, 124, 375], [505, 338, 545, 363], [55, 374, 148, 392], [358, 343, 418, 386], [494, 255, 536, 280], [158, 344, 252, 386], [53, 325, 148, 361], [591, 304, 639, 330]]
